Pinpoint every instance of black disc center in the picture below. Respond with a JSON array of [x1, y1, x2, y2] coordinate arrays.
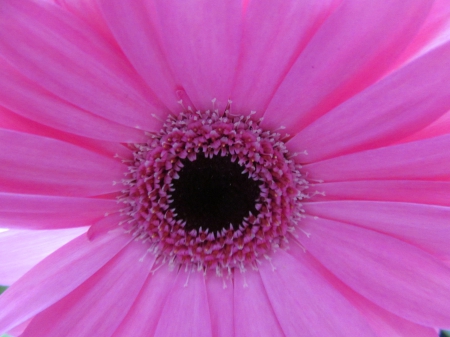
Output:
[[169, 154, 261, 235]]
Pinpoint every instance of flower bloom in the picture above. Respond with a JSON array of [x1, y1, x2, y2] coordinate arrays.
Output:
[[1, 0, 450, 336]]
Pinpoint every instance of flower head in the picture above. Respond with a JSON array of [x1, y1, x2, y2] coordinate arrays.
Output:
[[1, 0, 450, 336]]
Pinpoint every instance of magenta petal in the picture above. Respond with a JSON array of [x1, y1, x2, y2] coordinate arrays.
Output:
[[97, 0, 179, 113], [234, 269, 284, 337], [111, 265, 177, 337], [54, 0, 119, 48], [0, 129, 125, 196], [259, 249, 375, 337], [362, 311, 438, 337], [297, 216, 450, 327], [6, 318, 31, 337], [152, 0, 242, 111], [0, 231, 130, 333], [0, 105, 132, 159], [230, 0, 338, 115], [0, 227, 86, 285], [289, 39, 450, 162], [304, 200, 450, 258], [20, 240, 154, 337], [87, 213, 124, 241], [0, 193, 118, 230], [304, 134, 450, 181], [154, 271, 212, 337], [294, 244, 438, 337], [262, 0, 432, 135], [405, 109, 450, 141], [395, 0, 450, 67], [309, 180, 450, 206], [346, 286, 438, 337], [0, 0, 163, 131], [206, 272, 233, 337], [0, 62, 146, 143]]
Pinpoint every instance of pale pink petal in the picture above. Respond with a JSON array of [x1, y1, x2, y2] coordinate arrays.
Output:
[[297, 216, 450, 327], [0, 129, 125, 196], [0, 106, 132, 160], [304, 134, 450, 181], [309, 180, 450, 206], [0, 0, 163, 131], [0, 227, 87, 285], [230, 0, 338, 116], [0, 193, 118, 230], [0, 231, 130, 333], [97, 0, 179, 113], [205, 272, 234, 337], [304, 200, 450, 259], [20, 239, 154, 337], [0, 61, 146, 143], [259, 249, 376, 337], [154, 271, 212, 337], [111, 265, 177, 337], [152, 0, 242, 111], [234, 269, 284, 337], [262, 0, 432, 135], [288, 40, 450, 162]]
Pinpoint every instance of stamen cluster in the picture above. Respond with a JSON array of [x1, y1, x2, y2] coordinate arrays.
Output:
[[120, 104, 307, 274]]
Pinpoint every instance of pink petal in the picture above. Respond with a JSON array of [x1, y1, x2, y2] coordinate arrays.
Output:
[[20, 239, 154, 337], [111, 265, 177, 337], [6, 318, 31, 337], [97, 0, 179, 113], [403, 109, 450, 141], [394, 0, 450, 67], [234, 269, 284, 337], [0, 106, 132, 160], [152, 0, 243, 111], [0, 0, 163, 131], [304, 200, 450, 259], [230, 0, 338, 116], [154, 271, 212, 337], [262, 0, 432, 135], [205, 272, 233, 337], [259, 249, 375, 337], [0, 227, 87, 285], [345, 287, 438, 337], [54, 0, 119, 48], [87, 213, 124, 241], [0, 193, 118, 230], [309, 180, 450, 206], [0, 230, 130, 333], [297, 216, 450, 327], [292, 243, 438, 337], [0, 62, 146, 143], [304, 133, 450, 181], [288, 39, 450, 162], [0, 129, 125, 196]]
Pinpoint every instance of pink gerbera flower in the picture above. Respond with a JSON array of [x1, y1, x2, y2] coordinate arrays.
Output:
[[1, 0, 450, 336]]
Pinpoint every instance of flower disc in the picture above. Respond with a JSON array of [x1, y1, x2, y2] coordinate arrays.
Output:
[[121, 105, 307, 274]]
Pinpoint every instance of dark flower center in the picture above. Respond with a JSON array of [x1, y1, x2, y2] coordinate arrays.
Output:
[[170, 154, 261, 235]]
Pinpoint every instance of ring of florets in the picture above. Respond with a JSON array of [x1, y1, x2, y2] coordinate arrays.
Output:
[[119, 102, 307, 275]]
